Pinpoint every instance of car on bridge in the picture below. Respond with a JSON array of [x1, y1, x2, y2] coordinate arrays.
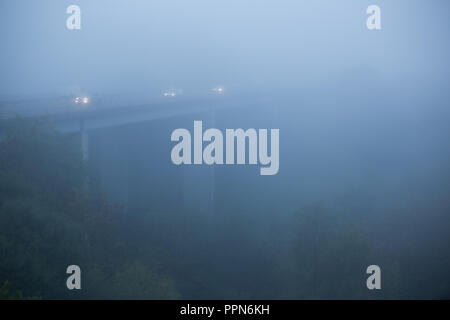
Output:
[[72, 94, 103, 108]]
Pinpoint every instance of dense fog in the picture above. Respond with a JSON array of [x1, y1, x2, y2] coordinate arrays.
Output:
[[0, 0, 449, 299]]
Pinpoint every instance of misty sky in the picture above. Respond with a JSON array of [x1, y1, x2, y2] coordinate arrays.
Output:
[[1, 0, 450, 300], [1, 0, 449, 97]]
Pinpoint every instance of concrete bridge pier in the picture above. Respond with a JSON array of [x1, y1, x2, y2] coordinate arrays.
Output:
[[209, 105, 216, 214], [80, 119, 89, 161], [181, 106, 217, 217]]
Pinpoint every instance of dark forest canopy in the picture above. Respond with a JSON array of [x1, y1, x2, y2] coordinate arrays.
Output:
[[0, 118, 179, 299], [0, 118, 449, 299]]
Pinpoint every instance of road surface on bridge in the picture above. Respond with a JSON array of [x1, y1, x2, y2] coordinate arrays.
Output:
[[0, 93, 255, 133]]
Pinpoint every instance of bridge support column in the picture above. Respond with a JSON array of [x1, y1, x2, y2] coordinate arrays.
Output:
[[209, 105, 216, 214], [80, 119, 89, 161]]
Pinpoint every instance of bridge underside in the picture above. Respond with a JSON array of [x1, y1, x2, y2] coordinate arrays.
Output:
[[86, 107, 218, 216], [1, 94, 279, 218]]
